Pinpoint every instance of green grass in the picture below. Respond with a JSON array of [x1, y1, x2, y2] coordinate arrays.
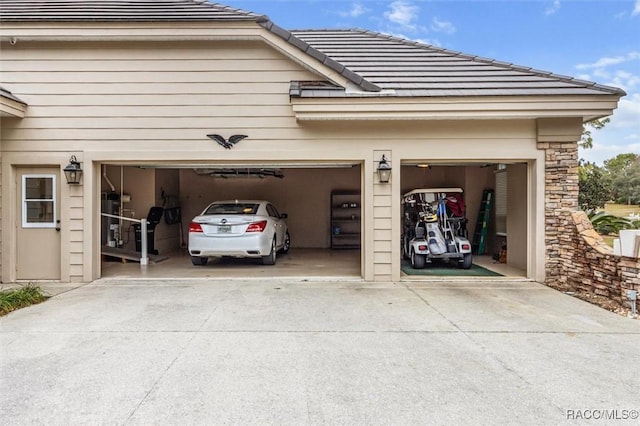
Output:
[[604, 203, 640, 218], [601, 235, 616, 248], [0, 285, 48, 316], [599, 204, 640, 247]]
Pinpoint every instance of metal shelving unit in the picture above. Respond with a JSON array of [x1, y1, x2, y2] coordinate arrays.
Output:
[[330, 190, 361, 249]]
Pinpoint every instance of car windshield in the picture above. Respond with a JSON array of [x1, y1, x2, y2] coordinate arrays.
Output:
[[204, 203, 259, 215]]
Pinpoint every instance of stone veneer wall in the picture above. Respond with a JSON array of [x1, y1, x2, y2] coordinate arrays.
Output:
[[540, 140, 639, 309], [538, 141, 580, 283], [560, 211, 640, 305]]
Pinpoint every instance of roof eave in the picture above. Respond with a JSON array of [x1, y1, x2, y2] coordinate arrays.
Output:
[[289, 94, 622, 122], [0, 88, 27, 118]]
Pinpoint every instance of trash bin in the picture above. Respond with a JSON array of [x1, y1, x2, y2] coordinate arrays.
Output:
[[133, 207, 164, 255]]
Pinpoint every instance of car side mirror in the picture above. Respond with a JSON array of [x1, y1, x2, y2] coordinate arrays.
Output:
[[280, 213, 288, 219]]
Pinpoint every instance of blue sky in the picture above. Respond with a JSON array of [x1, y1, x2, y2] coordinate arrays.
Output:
[[229, 0, 640, 164]]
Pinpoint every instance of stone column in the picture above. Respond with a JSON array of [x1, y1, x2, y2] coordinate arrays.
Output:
[[537, 118, 583, 284]]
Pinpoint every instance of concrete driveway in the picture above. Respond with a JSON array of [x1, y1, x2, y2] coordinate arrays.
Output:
[[1, 279, 639, 425]]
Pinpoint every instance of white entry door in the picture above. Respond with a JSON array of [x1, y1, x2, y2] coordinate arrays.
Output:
[[16, 169, 61, 280]]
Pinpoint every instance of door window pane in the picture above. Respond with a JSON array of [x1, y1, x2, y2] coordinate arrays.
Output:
[[25, 177, 53, 199], [22, 175, 56, 227]]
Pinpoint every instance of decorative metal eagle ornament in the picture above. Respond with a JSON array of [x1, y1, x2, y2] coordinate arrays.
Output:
[[207, 134, 248, 149]]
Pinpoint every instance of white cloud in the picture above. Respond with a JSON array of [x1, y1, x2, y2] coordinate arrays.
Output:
[[575, 51, 640, 93], [545, 0, 561, 16], [384, 0, 420, 32], [430, 17, 456, 34], [609, 93, 640, 129], [576, 52, 640, 70], [633, 0, 640, 16], [415, 37, 442, 47], [338, 3, 368, 18], [607, 71, 640, 93]]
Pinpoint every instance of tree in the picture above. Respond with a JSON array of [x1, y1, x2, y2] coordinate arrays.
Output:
[[578, 161, 611, 213], [610, 155, 640, 205], [579, 117, 610, 149], [603, 153, 637, 176]]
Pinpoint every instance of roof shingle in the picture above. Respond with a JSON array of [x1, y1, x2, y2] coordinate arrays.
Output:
[[0, 1, 625, 98], [0, 0, 259, 21], [291, 29, 626, 97]]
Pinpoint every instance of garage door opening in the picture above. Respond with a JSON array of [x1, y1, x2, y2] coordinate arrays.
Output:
[[99, 163, 362, 279], [400, 162, 528, 279]]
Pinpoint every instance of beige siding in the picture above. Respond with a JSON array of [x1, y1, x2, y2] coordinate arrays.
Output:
[[373, 150, 393, 281], [1, 36, 548, 282], [1, 39, 320, 281], [68, 187, 85, 281], [1, 41, 315, 148]]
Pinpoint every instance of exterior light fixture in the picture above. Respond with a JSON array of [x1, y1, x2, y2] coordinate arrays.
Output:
[[377, 154, 392, 183], [63, 155, 83, 184]]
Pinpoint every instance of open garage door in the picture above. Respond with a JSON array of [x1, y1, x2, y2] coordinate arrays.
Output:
[[400, 161, 529, 279], [98, 162, 363, 280]]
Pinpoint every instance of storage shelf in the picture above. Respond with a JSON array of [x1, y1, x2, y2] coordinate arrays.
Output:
[[330, 190, 361, 249]]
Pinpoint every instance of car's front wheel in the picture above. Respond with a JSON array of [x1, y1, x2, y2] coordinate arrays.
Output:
[[262, 239, 277, 265], [191, 256, 208, 266]]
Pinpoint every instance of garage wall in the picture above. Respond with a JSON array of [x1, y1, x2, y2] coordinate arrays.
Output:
[[101, 166, 181, 254], [464, 167, 498, 247], [102, 166, 154, 251], [179, 167, 361, 248], [507, 163, 528, 271], [154, 169, 181, 254]]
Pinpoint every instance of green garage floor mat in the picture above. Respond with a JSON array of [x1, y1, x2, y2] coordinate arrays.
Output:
[[401, 260, 503, 277]]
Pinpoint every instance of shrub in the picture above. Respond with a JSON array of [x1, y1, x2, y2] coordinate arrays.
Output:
[[588, 211, 633, 235], [0, 285, 48, 316]]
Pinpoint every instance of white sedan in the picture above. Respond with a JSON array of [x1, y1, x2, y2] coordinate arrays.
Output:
[[188, 200, 290, 266]]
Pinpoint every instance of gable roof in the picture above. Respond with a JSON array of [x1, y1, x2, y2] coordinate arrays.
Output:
[[290, 29, 626, 98], [0, 1, 625, 99]]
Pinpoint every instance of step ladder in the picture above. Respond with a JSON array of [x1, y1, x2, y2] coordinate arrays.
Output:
[[472, 189, 494, 255]]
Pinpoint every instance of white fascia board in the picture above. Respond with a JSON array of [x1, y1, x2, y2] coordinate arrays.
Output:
[[291, 95, 621, 121]]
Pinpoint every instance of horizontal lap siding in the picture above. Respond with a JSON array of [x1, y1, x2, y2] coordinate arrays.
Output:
[[373, 167, 393, 280], [1, 41, 317, 144], [1, 40, 319, 281]]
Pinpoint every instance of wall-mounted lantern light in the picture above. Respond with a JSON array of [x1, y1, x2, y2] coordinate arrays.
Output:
[[63, 155, 83, 184], [377, 154, 392, 183]]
